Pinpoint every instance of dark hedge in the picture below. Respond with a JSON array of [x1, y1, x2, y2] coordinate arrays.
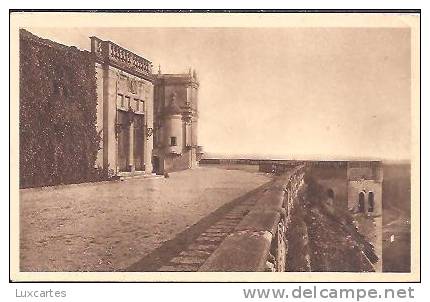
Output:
[[19, 30, 103, 188]]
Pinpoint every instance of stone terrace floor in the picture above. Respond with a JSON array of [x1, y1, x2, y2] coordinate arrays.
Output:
[[19, 166, 271, 272]]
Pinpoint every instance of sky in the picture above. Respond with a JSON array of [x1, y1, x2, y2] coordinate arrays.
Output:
[[26, 27, 411, 160]]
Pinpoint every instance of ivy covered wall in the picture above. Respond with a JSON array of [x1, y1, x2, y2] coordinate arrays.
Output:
[[19, 29, 102, 188]]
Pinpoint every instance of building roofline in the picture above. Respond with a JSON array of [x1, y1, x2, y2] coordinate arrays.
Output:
[[90, 36, 154, 82], [155, 74, 199, 87], [89, 36, 152, 65]]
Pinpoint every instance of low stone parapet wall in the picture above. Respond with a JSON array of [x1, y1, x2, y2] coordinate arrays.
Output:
[[199, 165, 306, 272]]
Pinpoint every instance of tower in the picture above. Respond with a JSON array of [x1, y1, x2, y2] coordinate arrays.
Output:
[[163, 92, 183, 155], [152, 69, 202, 173]]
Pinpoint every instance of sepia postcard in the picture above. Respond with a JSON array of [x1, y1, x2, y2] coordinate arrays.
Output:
[[9, 11, 420, 282]]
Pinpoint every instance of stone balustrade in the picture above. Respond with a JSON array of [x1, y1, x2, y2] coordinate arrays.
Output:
[[90, 36, 153, 81]]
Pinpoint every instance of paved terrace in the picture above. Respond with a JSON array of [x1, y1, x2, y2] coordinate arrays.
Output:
[[20, 167, 271, 272]]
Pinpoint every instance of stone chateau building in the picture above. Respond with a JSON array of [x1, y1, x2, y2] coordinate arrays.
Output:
[[90, 37, 203, 176], [91, 36, 202, 175], [20, 30, 203, 180]]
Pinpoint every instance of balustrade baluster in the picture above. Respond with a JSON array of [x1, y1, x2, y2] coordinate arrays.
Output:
[[102, 41, 152, 75]]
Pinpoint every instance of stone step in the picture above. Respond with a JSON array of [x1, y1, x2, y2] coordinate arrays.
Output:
[[118, 172, 163, 181]]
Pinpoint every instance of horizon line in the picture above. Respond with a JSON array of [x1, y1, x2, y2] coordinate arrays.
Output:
[[201, 152, 411, 162]]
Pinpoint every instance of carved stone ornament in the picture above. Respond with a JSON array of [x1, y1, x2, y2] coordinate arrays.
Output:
[[129, 79, 137, 94], [146, 127, 153, 137]]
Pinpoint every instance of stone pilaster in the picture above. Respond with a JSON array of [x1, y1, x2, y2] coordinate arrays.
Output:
[[128, 119, 135, 172]]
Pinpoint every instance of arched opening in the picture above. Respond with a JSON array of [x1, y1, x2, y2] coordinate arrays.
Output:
[[358, 192, 365, 213], [327, 188, 335, 199], [368, 191, 375, 212]]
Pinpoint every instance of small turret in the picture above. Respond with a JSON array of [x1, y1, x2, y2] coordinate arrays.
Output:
[[164, 92, 183, 154]]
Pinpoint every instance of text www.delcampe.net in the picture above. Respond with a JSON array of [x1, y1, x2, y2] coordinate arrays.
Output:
[[243, 286, 415, 301]]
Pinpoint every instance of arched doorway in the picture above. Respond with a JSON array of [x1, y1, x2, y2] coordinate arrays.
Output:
[[368, 191, 375, 212], [358, 192, 365, 213], [327, 188, 335, 199], [326, 188, 335, 206]]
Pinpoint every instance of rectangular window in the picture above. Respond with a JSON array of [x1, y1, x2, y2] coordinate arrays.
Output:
[[125, 96, 130, 109], [118, 94, 124, 107], [135, 99, 140, 111], [170, 136, 177, 146]]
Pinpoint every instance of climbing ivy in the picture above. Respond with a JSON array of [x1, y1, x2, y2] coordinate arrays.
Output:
[[19, 29, 103, 188]]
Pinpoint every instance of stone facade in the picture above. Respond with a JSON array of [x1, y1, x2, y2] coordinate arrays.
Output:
[[91, 37, 154, 176], [306, 161, 383, 216], [152, 70, 203, 173], [90, 37, 202, 176], [347, 161, 383, 216]]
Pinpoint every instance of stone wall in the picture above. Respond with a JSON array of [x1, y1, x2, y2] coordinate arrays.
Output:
[[163, 149, 196, 172], [198, 160, 383, 272], [309, 165, 348, 209], [199, 165, 306, 271]]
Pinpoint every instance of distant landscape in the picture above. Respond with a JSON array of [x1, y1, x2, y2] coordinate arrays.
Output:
[[382, 162, 411, 272]]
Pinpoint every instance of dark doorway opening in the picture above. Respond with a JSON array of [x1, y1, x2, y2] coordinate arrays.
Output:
[[117, 111, 130, 172], [358, 192, 365, 213], [153, 156, 161, 175], [327, 188, 335, 199], [133, 115, 145, 171], [368, 191, 374, 212]]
